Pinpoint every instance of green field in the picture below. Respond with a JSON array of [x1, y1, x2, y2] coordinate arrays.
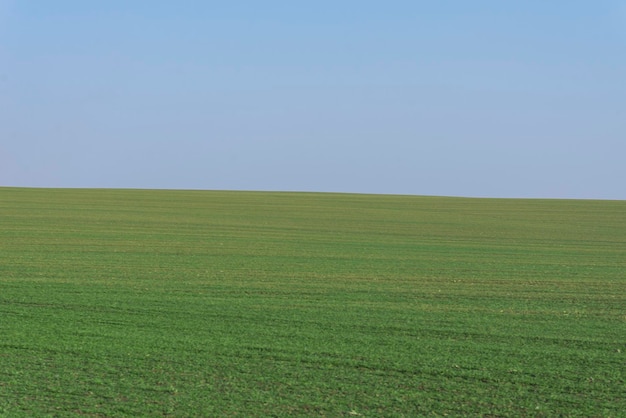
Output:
[[1, 187, 624, 416]]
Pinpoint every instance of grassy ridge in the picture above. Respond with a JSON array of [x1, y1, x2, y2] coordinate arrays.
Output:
[[1, 187, 624, 416]]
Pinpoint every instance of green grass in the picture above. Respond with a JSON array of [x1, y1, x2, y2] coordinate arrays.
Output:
[[1, 187, 624, 416]]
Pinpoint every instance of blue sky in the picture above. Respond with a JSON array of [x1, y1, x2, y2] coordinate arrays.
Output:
[[2, 1, 625, 198]]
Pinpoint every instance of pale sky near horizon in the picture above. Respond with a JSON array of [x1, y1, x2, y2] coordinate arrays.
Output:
[[2, 1, 625, 199]]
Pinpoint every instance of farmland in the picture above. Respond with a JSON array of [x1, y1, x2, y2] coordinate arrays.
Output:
[[0, 187, 624, 416]]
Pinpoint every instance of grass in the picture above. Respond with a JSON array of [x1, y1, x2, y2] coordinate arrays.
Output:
[[0, 187, 624, 416]]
